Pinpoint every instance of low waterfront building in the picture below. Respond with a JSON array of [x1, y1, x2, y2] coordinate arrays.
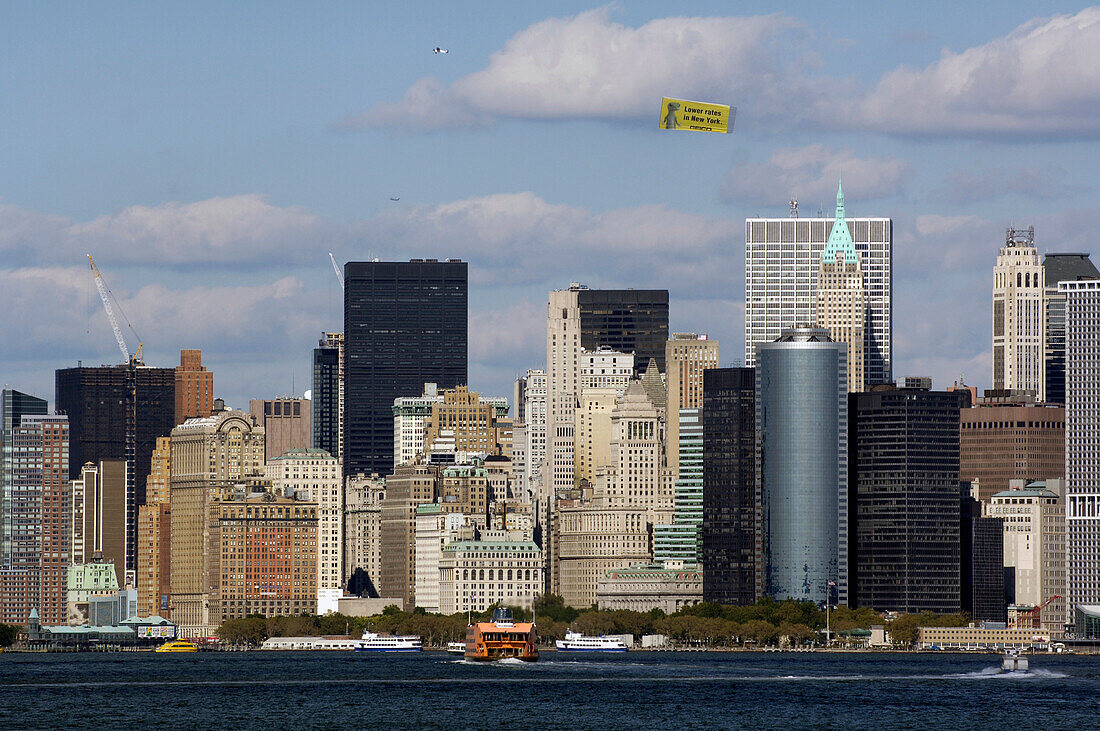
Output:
[[596, 562, 703, 613], [438, 539, 542, 614], [916, 624, 1050, 650]]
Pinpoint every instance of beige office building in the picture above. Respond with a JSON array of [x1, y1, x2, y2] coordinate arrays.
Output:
[[344, 473, 386, 596], [250, 397, 311, 463], [379, 464, 440, 605], [137, 437, 172, 618], [557, 506, 650, 608], [596, 561, 703, 613], [423, 386, 511, 460], [664, 334, 719, 473], [266, 448, 342, 614], [575, 388, 617, 485], [413, 504, 478, 613], [438, 539, 543, 614], [992, 227, 1045, 399], [168, 409, 265, 634], [986, 480, 1066, 633], [71, 459, 128, 572]]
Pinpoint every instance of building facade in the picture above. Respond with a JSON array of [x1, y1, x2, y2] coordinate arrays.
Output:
[[0, 411, 70, 626], [266, 448, 342, 613], [379, 464, 439, 606], [816, 183, 866, 393], [992, 226, 1045, 398], [250, 398, 311, 463], [757, 328, 847, 604], [55, 364, 176, 577], [1062, 278, 1100, 625], [745, 193, 891, 386], [438, 539, 543, 614], [312, 332, 344, 462], [174, 349, 213, 424], [959, 400, 1064, 503], [700, 368, 757, 606], [168, 409, 265, 632], [344, 259, 468, 478], [1, 389, 47, 566], [653, 409, 703, 564], [986, 480, 1065, 633], [596, 562, 703, 613], [422, 386, 510, 460], [136, 436, 172, 618], [1042, 254, 1099, 406], [849, 385, 966, 613], [70, 460, 128, 575], [664, 334, 718, 475], [344, 473, 385, 597]]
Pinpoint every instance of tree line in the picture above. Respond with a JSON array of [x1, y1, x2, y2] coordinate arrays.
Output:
[[215, 596, 970, 648]]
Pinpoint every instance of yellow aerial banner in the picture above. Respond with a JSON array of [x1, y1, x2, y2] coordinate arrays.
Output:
[[659, 97, 734, 133]]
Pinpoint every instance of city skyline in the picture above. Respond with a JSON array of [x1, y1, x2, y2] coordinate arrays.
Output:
[[3, 3, 1099, 408]]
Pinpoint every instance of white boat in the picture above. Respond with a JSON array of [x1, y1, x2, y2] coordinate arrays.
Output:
[[1002, 649, 1029, 673], [447, 641, 466, 655], [555, 631, 628, 652], [354, 631, 422, 652]]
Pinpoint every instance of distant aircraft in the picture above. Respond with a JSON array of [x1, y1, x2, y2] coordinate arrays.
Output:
[[390, 196, 400, 202], [433, 47, 449, 54]]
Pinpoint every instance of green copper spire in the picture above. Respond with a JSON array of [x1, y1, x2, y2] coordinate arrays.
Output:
[[822, 178, 856, 263]]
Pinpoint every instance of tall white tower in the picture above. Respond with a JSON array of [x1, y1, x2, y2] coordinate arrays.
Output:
[[992, 227, 1045, 399]]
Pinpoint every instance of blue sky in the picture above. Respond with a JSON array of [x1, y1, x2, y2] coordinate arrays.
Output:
[[2, 2, 1098, 408]]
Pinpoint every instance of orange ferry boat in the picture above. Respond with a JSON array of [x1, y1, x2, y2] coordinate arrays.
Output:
[[465, 608, 539, 662]]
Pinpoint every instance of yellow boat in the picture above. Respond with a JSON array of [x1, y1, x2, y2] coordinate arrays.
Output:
[[155, 639, 199, 653]]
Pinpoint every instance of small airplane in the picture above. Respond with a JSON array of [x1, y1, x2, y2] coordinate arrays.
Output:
[[389, 196, 400, 202], [433, 47, 449, 54]]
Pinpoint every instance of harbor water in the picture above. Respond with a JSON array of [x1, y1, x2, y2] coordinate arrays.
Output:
[[2, 650, 1098, 729]]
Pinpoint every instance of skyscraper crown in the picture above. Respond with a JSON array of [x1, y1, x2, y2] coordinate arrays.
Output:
[[822, 178, 857, 264]]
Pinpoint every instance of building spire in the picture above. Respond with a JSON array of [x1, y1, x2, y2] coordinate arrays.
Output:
[[823, 177, 856, 262]]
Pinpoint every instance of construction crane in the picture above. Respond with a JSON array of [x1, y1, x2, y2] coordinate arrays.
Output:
[[329, 252, 344, 292], [87, 254, 143, 365], [1009, 595, 1062, 629], [87, 254, 143, 584]]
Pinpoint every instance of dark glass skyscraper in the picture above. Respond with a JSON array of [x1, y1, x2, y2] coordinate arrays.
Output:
[[312, 335, 341, 460], [577, 289, 669, 375], [54, 365, 176, 575], [343, 260, 467, 478], [849, 384, 967, 613], [701, 368, 757, 605]]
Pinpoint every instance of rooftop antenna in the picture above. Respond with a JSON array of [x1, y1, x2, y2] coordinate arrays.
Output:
[[789, 199, 798, 218]]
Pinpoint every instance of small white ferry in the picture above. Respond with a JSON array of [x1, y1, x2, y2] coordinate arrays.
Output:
[[447, 641, 466, 655], [354, 631, 422, 652], [260, 636, 359, 651], [555, 631, 628, 652]]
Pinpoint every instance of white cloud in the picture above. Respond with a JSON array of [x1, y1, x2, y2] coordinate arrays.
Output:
[[720, 144, 912, 205], [854, 8, 1100, 135], [347, 8, 821, 130], [348, 7, 1100, 138], [0, 195, 331, 268]]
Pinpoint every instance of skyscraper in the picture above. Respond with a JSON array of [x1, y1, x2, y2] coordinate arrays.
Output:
[[1042, 254, 1099, 405], [0, 408, 69, 625], [816, 183, 866, 393], [174, 349, 213, 424], [653, 408, 703, 564], [700, 368, 757, 605], [250, 397, 311, 462], [959, 397, 1063, 503], [577, 289, 670, 377], [746, 187, 891, 386], [312, 332, 343, 461], [757, 328, 848, 604], [2, 389, 47, 566], [344, 260, 468, 478], [849, 384, 967, 613], [992, 226, 1045, 398], [1062, 278, 1100, 624], [664, 334, 719, 475], [55, 364, 176, 578]]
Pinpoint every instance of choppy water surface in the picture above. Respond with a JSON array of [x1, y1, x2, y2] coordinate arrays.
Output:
[[2, 650, 1097, 729]]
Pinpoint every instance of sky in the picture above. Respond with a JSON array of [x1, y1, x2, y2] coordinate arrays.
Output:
[[2, 1, 1099, 409]]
